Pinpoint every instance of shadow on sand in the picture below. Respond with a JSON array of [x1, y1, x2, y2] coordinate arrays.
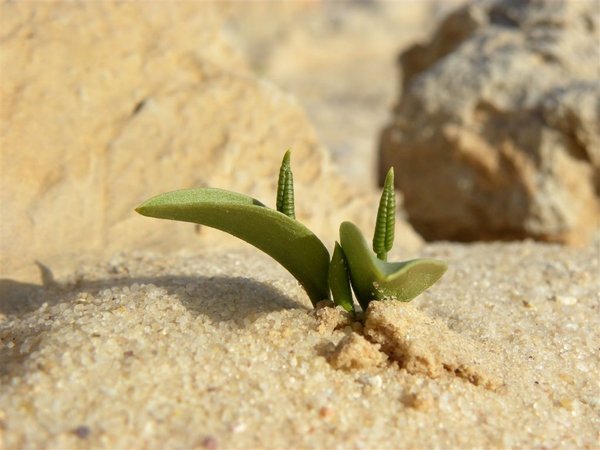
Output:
[[0, 265, 309, 380], [0, 260, 307, 323]]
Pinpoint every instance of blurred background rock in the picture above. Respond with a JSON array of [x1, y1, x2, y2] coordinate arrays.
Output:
[[0, 1, 437, 282], [379, 0, 600, 245], [224, 0, 462, 190]]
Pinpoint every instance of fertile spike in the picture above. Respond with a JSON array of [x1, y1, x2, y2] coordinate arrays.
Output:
[[276, 150, 295, 219], [373, 167, 395, 261], [385, 176, 396, 251]]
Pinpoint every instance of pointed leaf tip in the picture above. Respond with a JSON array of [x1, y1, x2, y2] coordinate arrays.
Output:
[[385, 166, 394, 183], [135, 204, 148, 216]]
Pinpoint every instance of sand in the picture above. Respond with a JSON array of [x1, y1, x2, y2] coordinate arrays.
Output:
[[1, 239, 599, 449]]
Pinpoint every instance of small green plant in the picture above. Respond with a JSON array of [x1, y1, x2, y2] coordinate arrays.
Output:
[[135, 151, 447, 314]]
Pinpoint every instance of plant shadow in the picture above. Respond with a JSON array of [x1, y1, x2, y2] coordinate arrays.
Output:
[[0, 274, 307, 323], [0, 273, 308, 378]]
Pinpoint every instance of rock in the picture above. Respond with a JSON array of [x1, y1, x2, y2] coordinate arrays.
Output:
[[379, 0, 600, 245], [0, 2, 422, 282]]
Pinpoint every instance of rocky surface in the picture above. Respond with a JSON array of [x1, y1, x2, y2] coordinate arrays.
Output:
[[1, 239, 598, 448], [0, 2, 422, 283], [379, 0, 600, 244]]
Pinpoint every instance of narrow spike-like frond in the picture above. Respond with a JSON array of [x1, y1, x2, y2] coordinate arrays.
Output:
[[385, 177, 396, 251], [276, 150, 295, 219], [373, 167, 395, 261], [276, 151, 290, 212]]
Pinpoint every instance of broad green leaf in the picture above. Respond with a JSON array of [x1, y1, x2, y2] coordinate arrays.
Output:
[[328, 242, 354, 314], [340, 221, 447, 310], [136, 188, 330, 305]]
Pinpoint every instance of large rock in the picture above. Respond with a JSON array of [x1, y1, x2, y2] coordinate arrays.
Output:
[[0, 2, 421, 282], [379, 0, 600, 244]]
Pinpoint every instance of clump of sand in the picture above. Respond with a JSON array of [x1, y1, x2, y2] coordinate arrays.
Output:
[[363, 301, 503, 389], [327, 333, 388, 371], [317, 301, 501, 389], [1, 239, 598, 449]]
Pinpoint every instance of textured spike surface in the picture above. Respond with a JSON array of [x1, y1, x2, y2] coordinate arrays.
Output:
[[373, 168, 395, 261], [276, 150, 296, 219]]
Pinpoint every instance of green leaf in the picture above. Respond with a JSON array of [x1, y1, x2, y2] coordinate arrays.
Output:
[[373, 167, 395, 261], [276, 150, 295, 219], [328, 242, 354, 314], [136, 188, 330, 305], [340, 221, 447, 310]]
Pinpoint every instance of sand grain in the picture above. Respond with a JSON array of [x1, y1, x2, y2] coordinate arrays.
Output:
[[1, 240, 598, 449]]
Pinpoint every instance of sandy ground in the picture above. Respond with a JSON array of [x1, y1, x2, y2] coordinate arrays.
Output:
[[1, 237, 598, 449]]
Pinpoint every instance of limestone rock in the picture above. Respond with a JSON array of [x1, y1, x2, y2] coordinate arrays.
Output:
[[379, 0, 600, 244], [0, 2, 422, 282]]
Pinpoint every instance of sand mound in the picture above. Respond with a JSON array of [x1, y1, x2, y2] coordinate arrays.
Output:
[[363, 302, 502, 390]]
